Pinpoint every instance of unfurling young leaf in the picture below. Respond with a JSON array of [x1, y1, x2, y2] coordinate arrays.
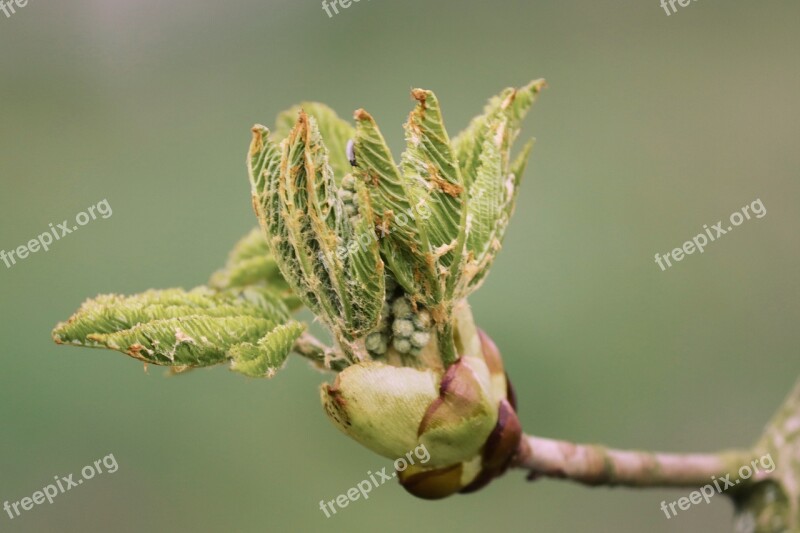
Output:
[[452, 79, 545, 189], [352, 109, 431, 301], [353, 90, 469, 312], [347, 82, 544, 366], [229, 321, 305, 378], [400, 89, 468, 304], [53, 286, 303, 378], [453, 80, 545, 295], [274, 102, 355, 183], [249, 111, 384, 359]]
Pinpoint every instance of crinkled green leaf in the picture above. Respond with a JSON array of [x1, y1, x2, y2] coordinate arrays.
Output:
[[451, 81, 543, 295], [510, 138, 535, 184], [229, 321, 305, 378], [452, 79, 545, 189], [249, 125, 316, 311], [344, 180, 387, 333], [354, 90, 470, 307], [352, 109, 432, 300], [501, 137, 534, 239], [249, 126, 319, 312], [274, 102, 354, 182], [250, 113, 384, 343], [210, 227, 301, 310], [282, 113, 384, 337], [460, 128, 536, 296], [400, 89, 468, 301], [53, 287, 287, 342], [462, 118, 505, 292], [87, 316, 278, 367], [52, 287, 302, 375], [248, 125, 283, 213]]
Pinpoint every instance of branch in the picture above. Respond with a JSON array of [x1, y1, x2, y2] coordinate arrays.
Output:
[[734, 378, 800, 532], [513, 434, 752, 488], [512, 377, 800, 532]]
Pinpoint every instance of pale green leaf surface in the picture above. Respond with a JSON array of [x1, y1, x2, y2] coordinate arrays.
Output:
[[229, 321, 305, 378], [249, 126, 321, 313], [400, 89, 467, 301], [86, 316, 278, 367], [352, 109, 431, 300], [452, 79, 545, 189], [252, 113, 383, 342], [52, 287, 300, 372], [274, 102, 354, 181], [282, 114, 384, 337]]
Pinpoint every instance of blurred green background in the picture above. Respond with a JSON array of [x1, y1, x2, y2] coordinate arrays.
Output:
[[1, 1, 798, 531]]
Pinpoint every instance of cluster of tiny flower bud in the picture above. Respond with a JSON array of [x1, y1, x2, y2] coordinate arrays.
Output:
[[338, 174, 359, 218], [365, 275, 432, 359], [390, 295, 432, 356]]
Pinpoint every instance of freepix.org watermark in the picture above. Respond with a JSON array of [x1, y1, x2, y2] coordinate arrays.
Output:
[[321, 0, 370, 18], [659, 453, 775, 519], [335, 200, 431, 260], [3, 453, 119, 521], [1, 199, 113, 270], [0, 0, 28, 19], [654, 198, 766, 271], [318, 444, 430, 518], [659, 0, 699, 16]]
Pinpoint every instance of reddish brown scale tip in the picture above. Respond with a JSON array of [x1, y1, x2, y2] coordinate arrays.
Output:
[[478, 329, 504, 376], [353, 108, 372, 122], [506, 373, 518, 412], [402, 333, 524, 499]]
